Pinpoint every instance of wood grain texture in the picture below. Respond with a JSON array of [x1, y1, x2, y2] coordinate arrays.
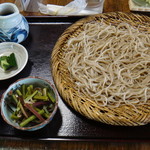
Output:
[[104, 0, 130, 12], [1, 139, 150, 150], [0, 0, 130, 15]]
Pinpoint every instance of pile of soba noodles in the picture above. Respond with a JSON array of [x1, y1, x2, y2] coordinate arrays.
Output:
[[63, 21, 150, 108]]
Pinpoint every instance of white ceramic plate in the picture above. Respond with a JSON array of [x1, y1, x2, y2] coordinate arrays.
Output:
[[132, 0, 150, 7], [0, 42, 28, 80]]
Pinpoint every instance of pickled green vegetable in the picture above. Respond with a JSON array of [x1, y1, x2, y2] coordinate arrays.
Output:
[[8, 84, 56, 127], [20, 109, 45, 127], [0, 53, 17, 71]]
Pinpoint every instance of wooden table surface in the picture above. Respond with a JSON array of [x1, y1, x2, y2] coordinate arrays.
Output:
[[0, 0, 150, 149], [0, 0, 130, 15]]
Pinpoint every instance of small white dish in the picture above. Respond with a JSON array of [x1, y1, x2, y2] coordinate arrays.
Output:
[[0, 42, 28, 80]]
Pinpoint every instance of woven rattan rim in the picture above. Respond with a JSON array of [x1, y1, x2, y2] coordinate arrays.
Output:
[[51, 12, 150, 126]]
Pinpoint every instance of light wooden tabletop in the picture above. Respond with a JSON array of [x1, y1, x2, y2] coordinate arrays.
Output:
[[0, 0, 130, 15], [0, 0, 150, 149]]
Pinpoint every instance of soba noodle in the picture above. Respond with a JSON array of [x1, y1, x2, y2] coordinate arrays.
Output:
[[63, 21, 150, 107]]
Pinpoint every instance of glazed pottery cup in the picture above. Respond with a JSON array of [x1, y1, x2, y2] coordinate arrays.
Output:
[[0, 3, 29, 43]]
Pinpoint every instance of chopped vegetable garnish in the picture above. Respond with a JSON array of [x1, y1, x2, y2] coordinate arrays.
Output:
[[24, 103, 45, 122], [7, 84, 56, 127], [0, 53, 17, 71], [20, 109, 45, 127], [48, 90, 56, 103]]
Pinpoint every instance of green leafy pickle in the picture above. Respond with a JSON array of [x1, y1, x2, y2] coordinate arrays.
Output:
[[0, 53, 17, 71]]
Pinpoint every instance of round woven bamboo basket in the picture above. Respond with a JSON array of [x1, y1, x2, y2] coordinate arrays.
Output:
[[51, 12, 150, 126]]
